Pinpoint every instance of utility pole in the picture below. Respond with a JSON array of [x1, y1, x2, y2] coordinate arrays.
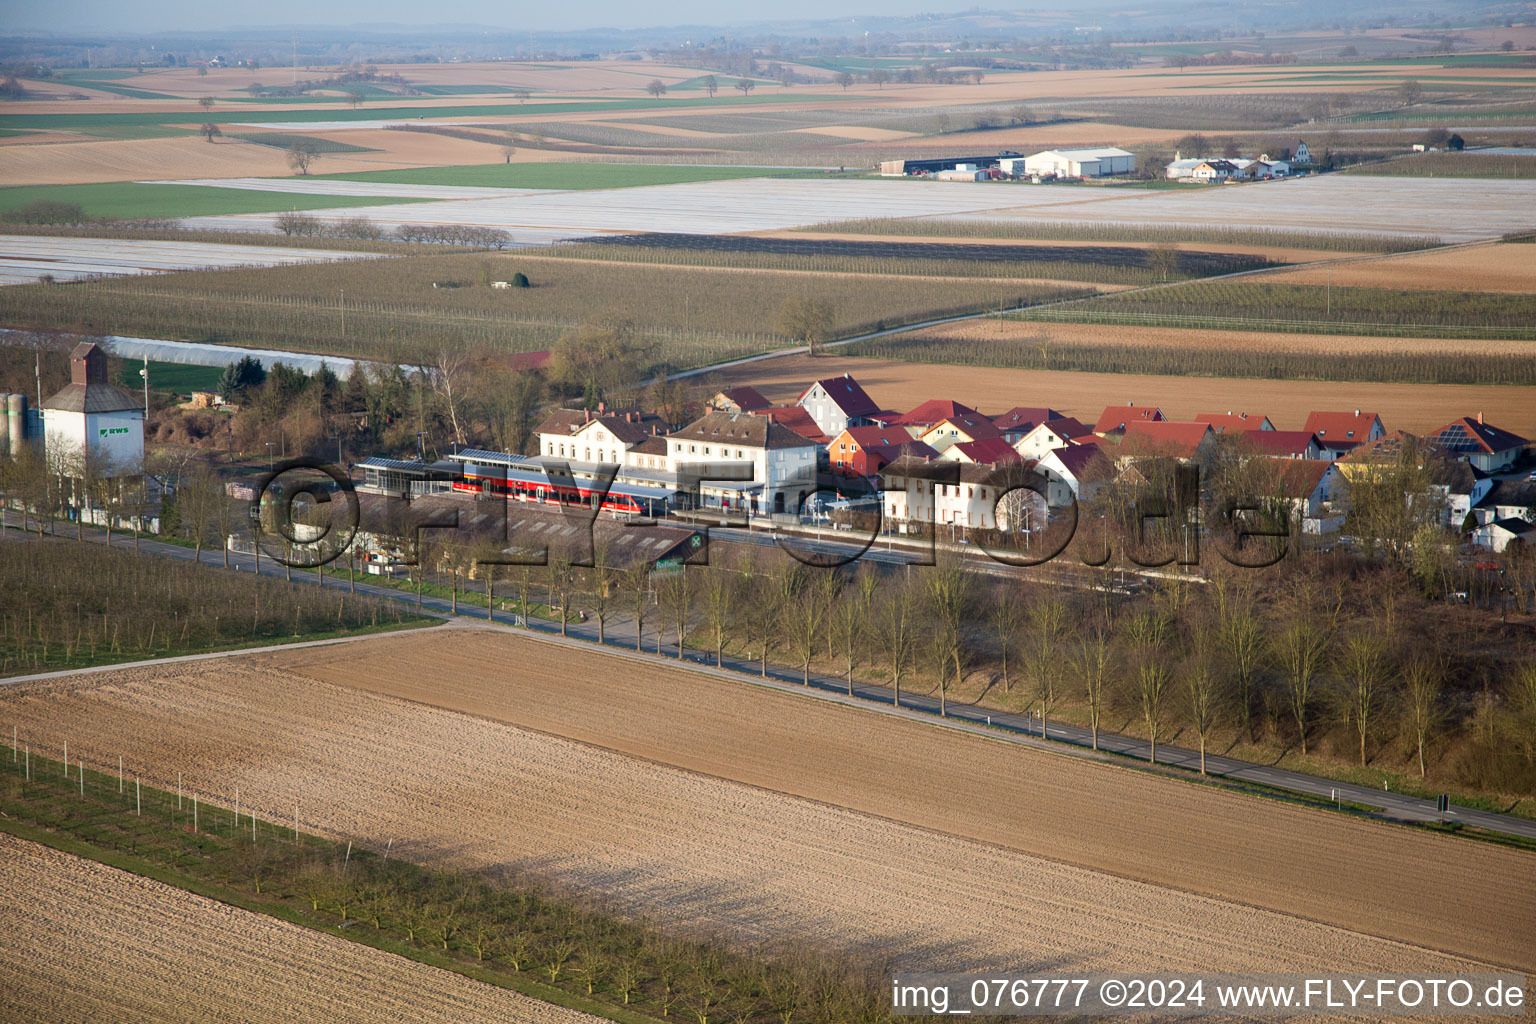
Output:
[[339, 287, 345, 342], [292, 34, 298, 86], [139, 356, 149, 415]]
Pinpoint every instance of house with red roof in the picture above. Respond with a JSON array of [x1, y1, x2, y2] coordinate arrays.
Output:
[[943, 436, 1024, 466], [1252, 457, 1349, 534], [828, 426, 937, 476], [758, 406, 831, 444], [1236, 430, 1324, 460], [1094, 403, 1164, 435], [1037, 441, 1114, 504], [1196, 411, 1275, 432], [1014, 417, 1094, 460], [1118, 420, 1216, 460], [887, 399, 980, 435], [797, 374, 888, 438], [918, 412, 1003, 453], [1427, 415, 1528, 474], [992, 406, 1067, 442], [1303, 410, 1385, 460], [708, 386, 772, 413]]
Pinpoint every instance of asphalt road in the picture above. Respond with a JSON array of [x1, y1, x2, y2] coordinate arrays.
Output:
[[5, 510, 1533, 842]]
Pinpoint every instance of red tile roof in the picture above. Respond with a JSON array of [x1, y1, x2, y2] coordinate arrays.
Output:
[[714, 385, 772, 411], [1237, 430, 1320, 457], [1428, 417, 1528, 456], [992, 406, 1067, 433], [889, 399, 980, 427], [1120, 420, 1213, 457], [1094, 403, 1164, 434], [1303, 410, 1382, 443], [949, 437, 1024, 465], [1252, 457, 1334, 499], [758, 406, 831, 443], [924, 413, 1003, 441], [838, 425, 914, 449], [1196, 411, 1273, 432], [1040, 416, 1094, 440]]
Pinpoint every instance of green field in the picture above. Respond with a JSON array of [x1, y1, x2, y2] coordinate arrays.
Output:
[[116, 360, 227, 394], [0, 183, 418, 220], [318, 161, 826, 190]]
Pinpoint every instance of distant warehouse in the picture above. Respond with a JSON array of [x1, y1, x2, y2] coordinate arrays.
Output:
[[879, 152, 1021, 176], [1007, 147, 1135, 178]]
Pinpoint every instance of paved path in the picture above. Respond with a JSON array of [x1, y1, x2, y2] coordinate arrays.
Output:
[[5, 511, 1532, 840]]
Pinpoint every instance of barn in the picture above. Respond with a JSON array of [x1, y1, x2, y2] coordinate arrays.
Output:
[[1017, 147, 1134, 178]]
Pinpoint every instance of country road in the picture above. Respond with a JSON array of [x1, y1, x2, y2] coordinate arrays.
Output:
[[6, 510, 1533, 842]]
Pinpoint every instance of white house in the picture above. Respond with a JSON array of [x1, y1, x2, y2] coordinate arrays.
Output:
[[879, 456, 1036, 531], [1190, 159, 1239, 182], [1014, 417, 1094, 461], [1255, 458, 1350, 534], [42, 342, 145, 478], [664, 411, 819, 516], [1021, 147, 1134, 178], [797, 374, 884, 439], [1036, 443, 1114, 505]]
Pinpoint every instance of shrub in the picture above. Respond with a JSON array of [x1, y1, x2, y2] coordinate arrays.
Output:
[[274, 211, 320, 237], [0, 200, 85, 226], [510, 272, 530, 288]]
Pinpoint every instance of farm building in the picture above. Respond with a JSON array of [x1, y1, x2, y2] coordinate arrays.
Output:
[[1016, 147, 1134, 178], [41, 342, 145, 480], [878, 152, 1021, 176]]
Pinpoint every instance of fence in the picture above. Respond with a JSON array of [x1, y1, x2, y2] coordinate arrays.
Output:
[[1010, 307, 1536, 340]]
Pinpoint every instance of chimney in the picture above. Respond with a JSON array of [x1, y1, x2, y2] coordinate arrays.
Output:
[[1477, 411, 1483, 424], [584, 409, 591, 423], [597, 400, 606, 414], [1354, 409, 1360, 417]]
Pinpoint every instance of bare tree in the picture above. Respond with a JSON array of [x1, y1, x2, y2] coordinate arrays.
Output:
[[835, 71, 854, 90], [1402, 652, 1445, 778], [989, 587, 1025, 694], [499, 130, 518, 164], [877, 572, 919, 706], [198, 95, 215, 110], [200, 122, 221, 142], [775, 297, 834, 356], [658, 564, 692, 659], [287, 140, 319, 175], [830, 564, 877, 694], [1073, 627, 1115, 750], [701, 74, 718, 98], [924, 555, 974, 717], [1184, 639, 1225, 775], [623, 560, 650, 651], [645, 79, 667, 98], [1215, 577, 1266, 739], [344, 87, 364, 109], [585, 542, 614, 643], [1146, 244, 1179, 283], [735, 78, 755, 96], [1338, 631, 1390, 766], [1274, 579, 1341, 756], [1024, 589, 1067, 737], [699, 563, 736, 666], [1126, 607, 1172, 763]]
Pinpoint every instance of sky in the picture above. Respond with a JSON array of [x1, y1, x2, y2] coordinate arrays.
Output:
[[3, 0, 1007, 34]]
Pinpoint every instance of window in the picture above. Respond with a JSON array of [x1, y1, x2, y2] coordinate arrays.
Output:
[[839, 443, 846, 451], [675, 444, 683, 454], [690, 445, 697, 453], [584, 447, 591, 461], [967, 486, 973, 498]]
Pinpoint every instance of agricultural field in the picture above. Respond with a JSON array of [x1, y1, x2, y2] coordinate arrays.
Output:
[[852, 318, 1536, 387], [1267, 241, 1536, 293], [0, 536, 428, 677], [2, 629, 1529, 975], [0, 234, 392, 286], [0, 181, 420, 220], [558, 232, 1269, 280], [318, 161, 832, 190], [0, 834, 598, 1024], [0, 251, 1070, 366], [702, 353, 1536, 436], [1039, 280, 1536, 338]]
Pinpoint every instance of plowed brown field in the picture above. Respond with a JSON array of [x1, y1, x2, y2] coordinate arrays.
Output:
[[0, 832, 598, 1024], [4, 627, 1531, 976], [1270, 243, 1536, 294], [706, 353, 1536, 435]]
